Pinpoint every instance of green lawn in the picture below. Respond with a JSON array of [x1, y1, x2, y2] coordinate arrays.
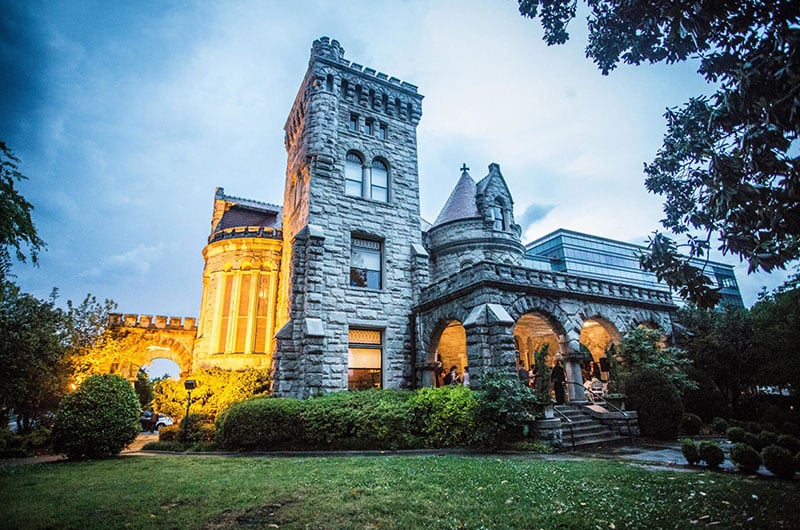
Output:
[[1, 454, 797, 529]]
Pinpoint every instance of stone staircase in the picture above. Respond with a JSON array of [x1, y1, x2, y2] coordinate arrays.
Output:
[[554, 404, 631, 448]]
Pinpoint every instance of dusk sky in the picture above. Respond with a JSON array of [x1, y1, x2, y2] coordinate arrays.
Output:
[[3, 0, 793, 324]]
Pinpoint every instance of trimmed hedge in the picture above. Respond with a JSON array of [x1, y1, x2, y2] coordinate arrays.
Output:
[[726, 426, 747, 444], [680, 413, 703, 435], [762, 444, 797, 479], [216, 382, 540, 452], [776, 434, 800, 455], [730, 443, 761, 474], [698, 441, 725, 468], [680, 438, 700, 466], [52, 374, 140, 460]]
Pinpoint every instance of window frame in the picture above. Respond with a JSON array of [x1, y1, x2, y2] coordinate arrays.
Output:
[[350, 236, 383, 290], [347, 327, 383, 390]]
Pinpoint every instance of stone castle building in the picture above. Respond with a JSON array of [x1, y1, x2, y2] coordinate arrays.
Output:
[[113, 37, 679, 402]]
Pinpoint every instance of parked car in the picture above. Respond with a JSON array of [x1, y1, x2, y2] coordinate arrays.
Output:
[[139, 411, 174, 432]]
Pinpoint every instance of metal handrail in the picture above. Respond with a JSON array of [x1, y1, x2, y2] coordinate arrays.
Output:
[[552, 406, 576, 449], [565, 380, 634, 443]]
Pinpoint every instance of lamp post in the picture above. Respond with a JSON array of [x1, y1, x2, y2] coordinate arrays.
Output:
[[183, 379, 197, 443]]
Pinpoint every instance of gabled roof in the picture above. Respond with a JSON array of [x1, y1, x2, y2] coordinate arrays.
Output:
[[475, 162, 513, 204], [431, 168, 481, 227]]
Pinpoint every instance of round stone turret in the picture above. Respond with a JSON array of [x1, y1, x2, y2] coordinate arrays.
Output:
[[426, 163, 524, 281], [311, 36, 345, 62]]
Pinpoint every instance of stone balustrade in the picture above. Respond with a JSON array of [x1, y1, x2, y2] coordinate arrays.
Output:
[[419, 261, 674, 308]]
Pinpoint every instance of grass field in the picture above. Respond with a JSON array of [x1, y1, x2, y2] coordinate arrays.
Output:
[[1, 454, 797, 529]]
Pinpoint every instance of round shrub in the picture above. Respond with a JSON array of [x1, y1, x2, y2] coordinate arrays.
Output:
[[216, 397, 305, 451], [742, 431, 761, 451], [730, 443, 761, 474], [622, 367, 683, 440], [180, 413, 216, 444], [781, 421, 800, 438], [758, 431, 779, 449], [698, 441, 725, 468], [52, 374, 140, 460], [680, 413, 703, 435], [762, 444, 798, 479], [776, 434, 800, 455], [744, 421, 763, 434], [711, 417, 729, 435], [726, 426, 747, 443], [680, 438, 700, 465], [471, 373, 539, 449]]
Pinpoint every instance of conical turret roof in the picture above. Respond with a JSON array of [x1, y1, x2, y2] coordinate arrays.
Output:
[[432, 167, 481, 227]]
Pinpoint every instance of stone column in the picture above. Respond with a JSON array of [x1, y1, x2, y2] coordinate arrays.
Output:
[[564, 351, 587, 404], [463, 303, 516, 388]]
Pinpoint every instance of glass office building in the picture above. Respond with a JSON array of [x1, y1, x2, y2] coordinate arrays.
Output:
[[525, 229, 744, 307]]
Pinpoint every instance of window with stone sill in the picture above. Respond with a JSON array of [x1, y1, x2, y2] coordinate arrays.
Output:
[[377, 123, 387, 140], [348, 328, 382, 390], [363, 118, 374, 136], [350, 237, 382, 289], [344, 151, 390, 203], [349, 114, 358, 132]]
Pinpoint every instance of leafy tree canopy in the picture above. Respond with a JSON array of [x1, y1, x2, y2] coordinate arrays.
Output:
[[517, 0, 800, 307], [0, 141, 45, 282]]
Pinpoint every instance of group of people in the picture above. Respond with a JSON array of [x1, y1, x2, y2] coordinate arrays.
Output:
[[439, 365, 470, 387], [518, 359, 568, 404]]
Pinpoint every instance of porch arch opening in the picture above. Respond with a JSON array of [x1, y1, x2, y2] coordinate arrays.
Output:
[[579, 317, 621, 382], [429, 320, 467, 387], [513, 312, 562, 374]]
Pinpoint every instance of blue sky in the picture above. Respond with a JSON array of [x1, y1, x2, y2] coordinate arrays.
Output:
[[2, 0, 792, 327]]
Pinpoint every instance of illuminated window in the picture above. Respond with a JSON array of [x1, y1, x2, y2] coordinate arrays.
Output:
[[233, 274, 252, 352], [350, 237, 382, 289], [348, 328, 382, 390], [345, 152, 364, 197], [253, 274, 272, 353], [216, 275, 234, 353], [370, 160, 388, 202]]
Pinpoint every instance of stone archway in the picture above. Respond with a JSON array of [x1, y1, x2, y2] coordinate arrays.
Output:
[[580, 316, 621, 382], [427, 319, 467, 387]]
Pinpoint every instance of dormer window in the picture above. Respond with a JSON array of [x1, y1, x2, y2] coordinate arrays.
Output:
[[492, 201, 505, 231]]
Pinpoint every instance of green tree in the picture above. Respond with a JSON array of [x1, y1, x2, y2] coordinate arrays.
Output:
[[0, 140, 45, 283], [0, 283, 70, 431], [750, 271, 800, 393], [134, 368, 154, 408], [616, 326, 695, 393], [677, 305, 765, 413], [516, 0, 800, 307]]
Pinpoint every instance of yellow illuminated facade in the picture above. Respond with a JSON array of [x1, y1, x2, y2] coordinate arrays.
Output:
[[192, 188, 284, 371]]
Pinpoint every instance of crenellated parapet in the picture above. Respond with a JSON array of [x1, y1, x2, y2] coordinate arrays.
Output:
[[109, 313, 198, 331], [418, 261, 675, 311], [208, 226, 282, 244]]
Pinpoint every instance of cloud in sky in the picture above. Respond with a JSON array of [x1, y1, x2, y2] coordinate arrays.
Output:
[[1, 0, 792, 313]]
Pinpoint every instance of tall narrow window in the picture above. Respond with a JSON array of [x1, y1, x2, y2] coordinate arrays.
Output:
[[492, 200, 505, 230], [350, 237, 382, 289], [378, 123, 387, 140], [370, 160, 388, 202], [217, 275, 234, 353], [345, 152, 364, 197], [349, 114, 358, 132], [234, 274, 252, 352], [348, 328, 382, 390], [253, 274, 271, 354], [363, 118, 374, 136]]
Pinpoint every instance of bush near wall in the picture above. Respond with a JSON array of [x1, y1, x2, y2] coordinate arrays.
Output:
[[622, 367, 683, 440], [216, 383, 539, 452]]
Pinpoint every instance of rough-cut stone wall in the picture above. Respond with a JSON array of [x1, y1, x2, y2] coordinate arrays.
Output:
[[274, 37, 425, 397]]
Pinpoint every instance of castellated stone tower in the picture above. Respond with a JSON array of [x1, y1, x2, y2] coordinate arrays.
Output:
[[426, 163, 524, 281], [273, 37, 426, 398]]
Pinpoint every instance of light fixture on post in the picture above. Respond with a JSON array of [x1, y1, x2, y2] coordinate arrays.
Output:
[[183, 379, 197, 443]]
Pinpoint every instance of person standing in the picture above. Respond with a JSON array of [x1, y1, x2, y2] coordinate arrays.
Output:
[[551, 361, 566, 405], [461, 367, 470, 387]]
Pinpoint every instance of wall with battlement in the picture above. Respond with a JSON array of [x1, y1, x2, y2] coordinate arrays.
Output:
[[110, 313, 197, 331]]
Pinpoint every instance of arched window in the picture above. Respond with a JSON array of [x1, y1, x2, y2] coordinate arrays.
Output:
[[345, 152, 364, 197], [370, 160, 388, 202]]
